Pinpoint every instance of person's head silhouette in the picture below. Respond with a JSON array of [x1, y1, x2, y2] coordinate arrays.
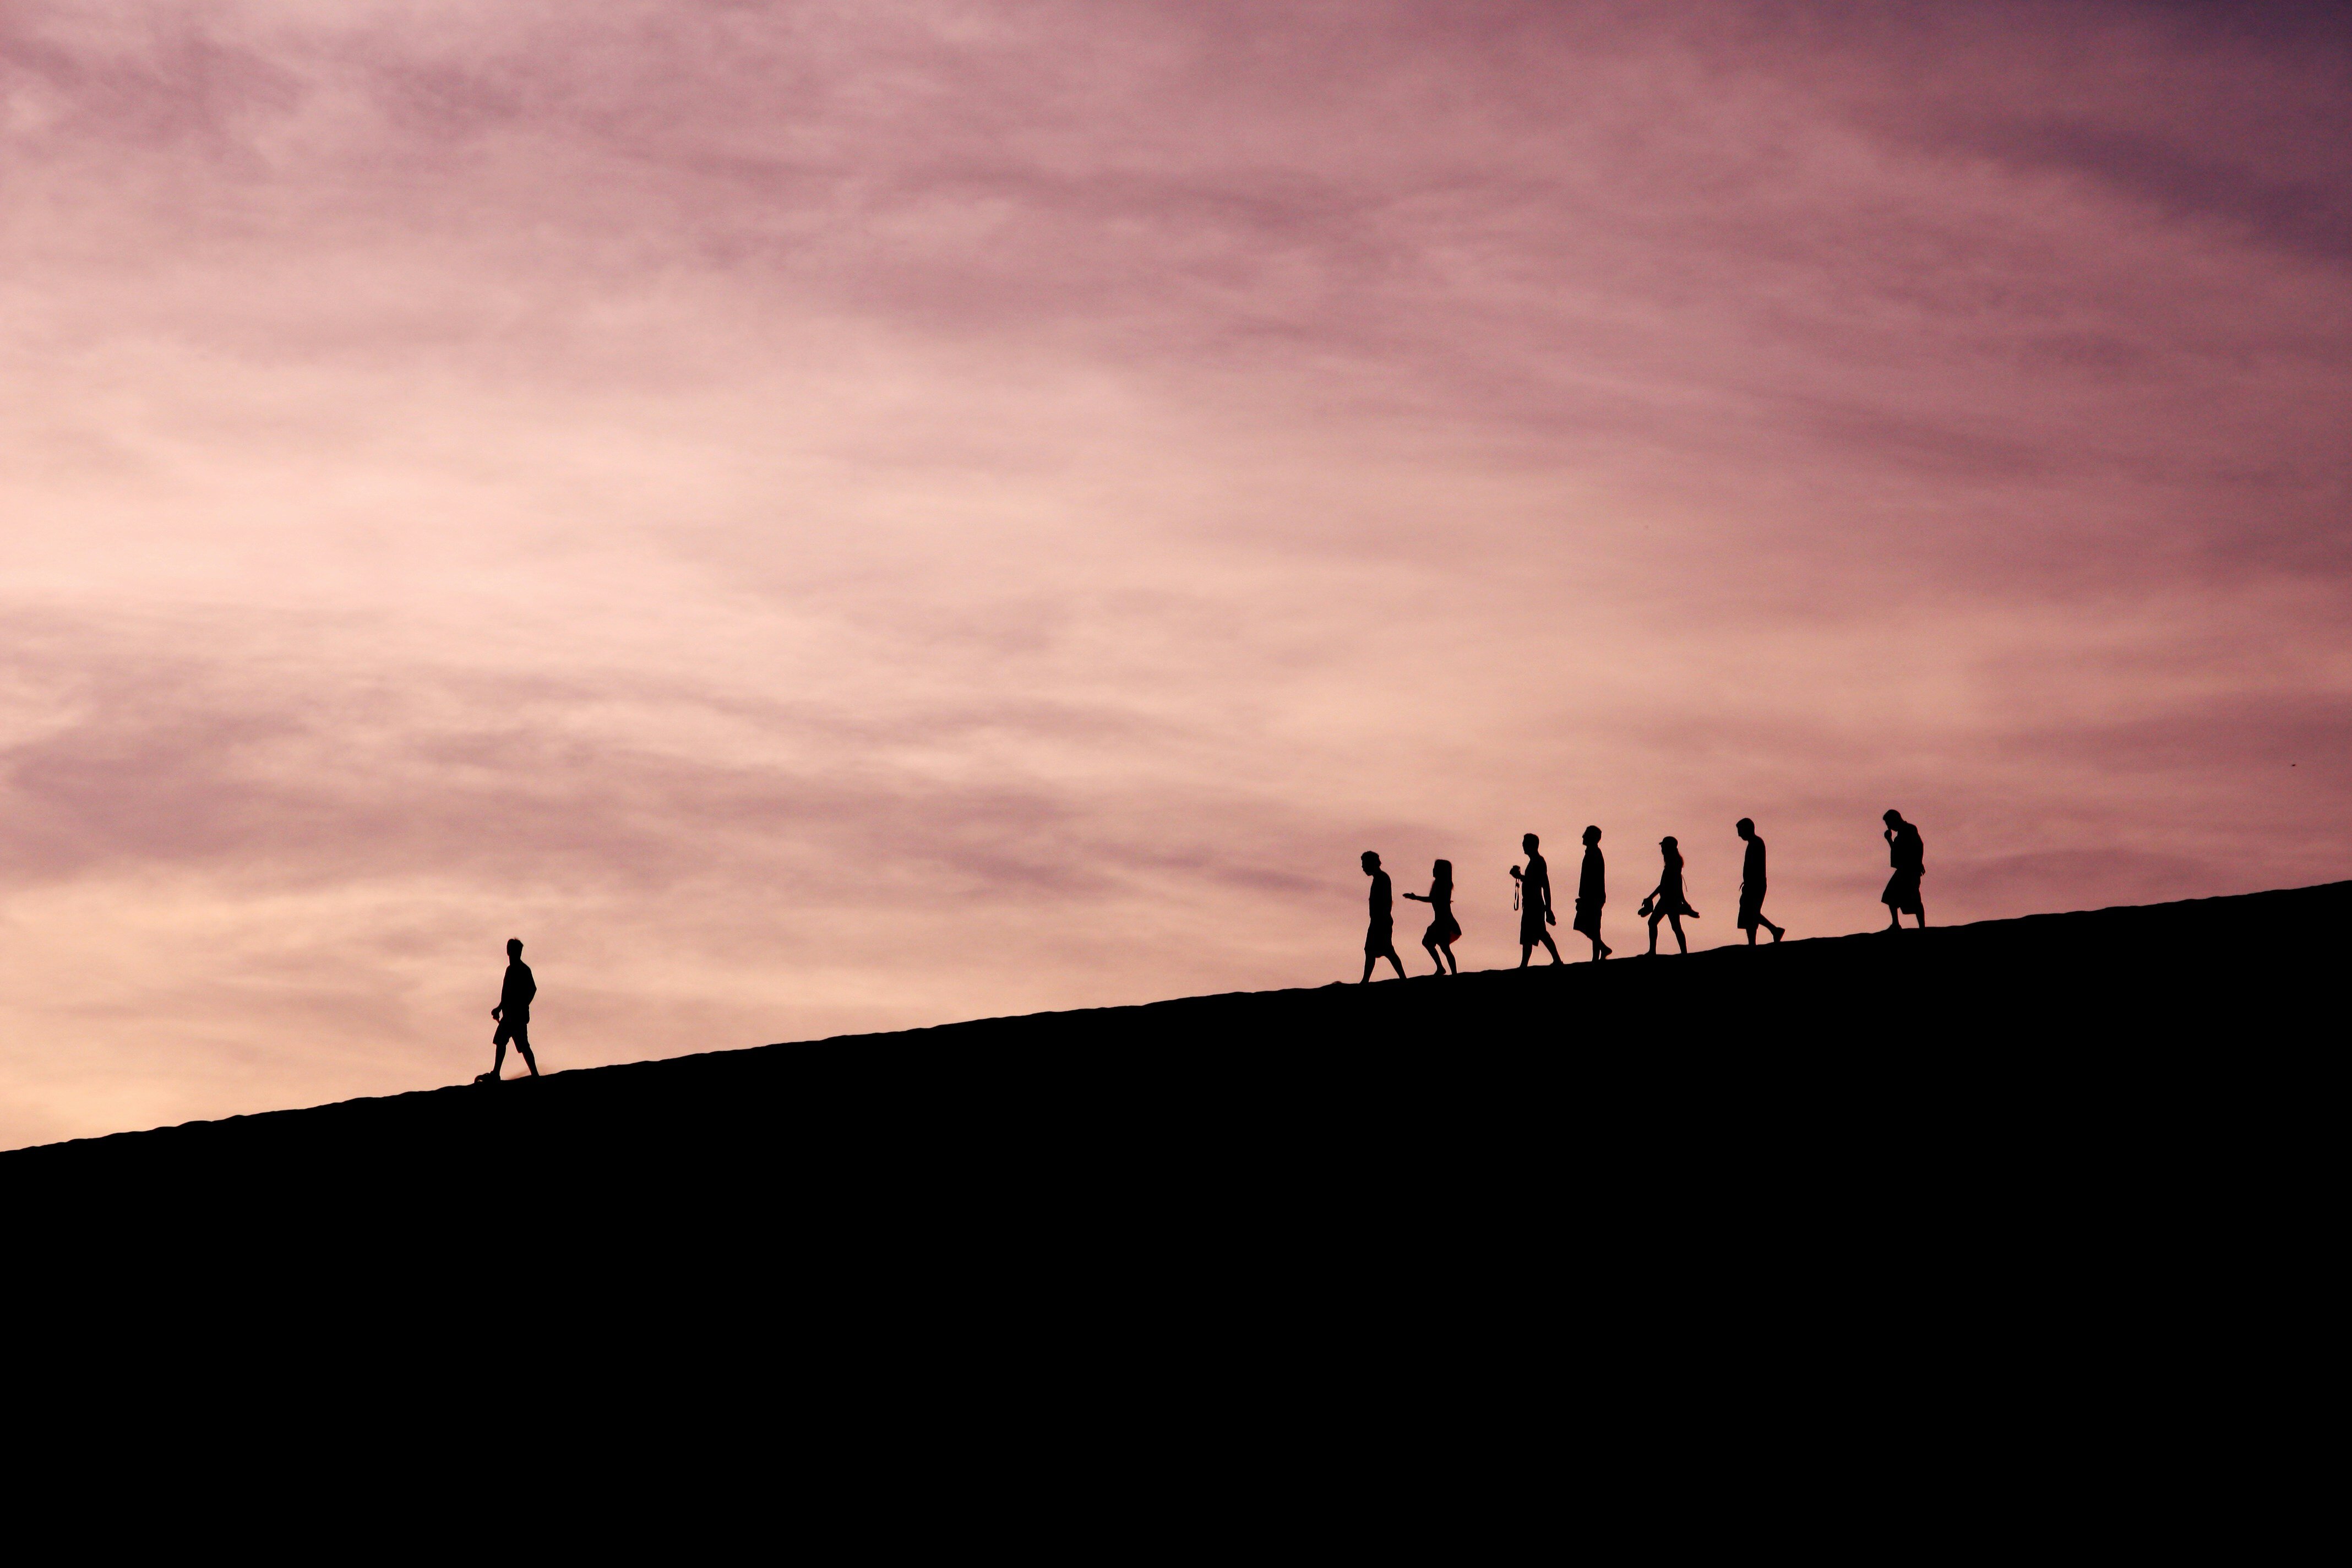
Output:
[[1583, 825, 1600, 847], [1432, 858, 1452, 883], [1883, 809, 1905, 827], [507, 938, 524, 960], [1736, 818, 1755, 840], [1522, 833, 1539, 855], [1362, 851, 1381, 875]]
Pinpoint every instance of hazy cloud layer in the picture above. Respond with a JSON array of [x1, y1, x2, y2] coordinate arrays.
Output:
[[4, 1, 2348, 1144]]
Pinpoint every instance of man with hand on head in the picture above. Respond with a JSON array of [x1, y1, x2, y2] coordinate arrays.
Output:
[[1881, 810, 1926, 931]]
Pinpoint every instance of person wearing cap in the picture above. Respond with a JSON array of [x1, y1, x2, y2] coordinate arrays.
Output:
[[1638, 836, 1700, 955]]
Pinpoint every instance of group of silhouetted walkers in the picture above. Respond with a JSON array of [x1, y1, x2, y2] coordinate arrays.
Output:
[[469, 813, 1932, 1081], [1358, 810, 1927, 979]]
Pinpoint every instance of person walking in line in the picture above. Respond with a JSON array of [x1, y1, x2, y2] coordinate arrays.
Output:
[[1881, 810, 1927, 930], [1509, 833, 1564, 968], [1638, 836, 1700, 955], [1401, 858, 1461, 976], [478, 938, 540, 1084], [1360, 852, 1409, 983], [1735, 818, 1785, 945], [1573, 825, 1610, 960]]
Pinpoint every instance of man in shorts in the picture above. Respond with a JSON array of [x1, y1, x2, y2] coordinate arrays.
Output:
[[479, 938, 541, 1083], [1735, 818, 1785, 945]]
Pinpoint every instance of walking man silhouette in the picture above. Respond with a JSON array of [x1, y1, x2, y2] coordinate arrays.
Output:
[[1510, 834, 1563, 967], [1401, 858, 1461, 976], [1639, 836, 1700, 955], [1735, 818, 1785, 945], [1573, 825, 1610, 960], [1881, 810, 1926, 930], [1360, 852, 1408, 983], [479, 938, 540, 1084]]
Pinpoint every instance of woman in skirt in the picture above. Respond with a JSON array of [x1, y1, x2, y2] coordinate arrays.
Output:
[[1402, 858, 1461, 976]]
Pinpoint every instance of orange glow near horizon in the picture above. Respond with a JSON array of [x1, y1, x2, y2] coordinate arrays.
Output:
[[4, 2, 2349, 1144]]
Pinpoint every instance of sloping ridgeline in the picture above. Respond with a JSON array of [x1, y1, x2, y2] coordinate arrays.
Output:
[[9, 886, 2333, 1446], [12, 884, 2335, 1211]]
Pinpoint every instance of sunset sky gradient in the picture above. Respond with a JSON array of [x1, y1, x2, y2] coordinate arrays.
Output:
[[5, 1, 2348, 1145]]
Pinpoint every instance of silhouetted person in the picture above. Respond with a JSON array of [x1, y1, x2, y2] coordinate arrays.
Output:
[[1360, 852, 1408, 983], [1638, 836, 1700, 955], [1882, 810, 1926, 930], [478, 938, 539, 1084], [1573, 825, 1610, 960], [1735, 818, 1785, 945], [1401, 858, 1461, 975], [1510, 833, 1563, 967]]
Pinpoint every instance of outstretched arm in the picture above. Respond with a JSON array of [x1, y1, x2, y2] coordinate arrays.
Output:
[[1402, 891, 1428, 902]]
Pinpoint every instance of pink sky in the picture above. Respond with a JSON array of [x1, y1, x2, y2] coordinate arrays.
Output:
[[4, 1, 2348, 1145]]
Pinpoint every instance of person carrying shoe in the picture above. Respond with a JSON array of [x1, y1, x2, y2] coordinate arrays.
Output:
[[480, 938, 541, 1083]]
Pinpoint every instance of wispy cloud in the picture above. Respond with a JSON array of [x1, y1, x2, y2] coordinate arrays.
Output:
[[4, 1, 2348, 1143]]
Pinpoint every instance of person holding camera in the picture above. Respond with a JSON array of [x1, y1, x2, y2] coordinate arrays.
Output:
[[1510, 833, 1564, 968]]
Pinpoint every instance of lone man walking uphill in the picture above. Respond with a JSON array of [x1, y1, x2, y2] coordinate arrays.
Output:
[[478, 938, 541, 1084]]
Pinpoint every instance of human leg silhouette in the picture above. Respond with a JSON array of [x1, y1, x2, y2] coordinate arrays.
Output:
[[1665, 912, 1687, 954], [487, 1021, 539, 1081]]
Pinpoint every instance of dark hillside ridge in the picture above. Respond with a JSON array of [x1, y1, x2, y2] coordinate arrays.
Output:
[[10, 883, 2339, 1208], [20, 886, 2332, 1417]]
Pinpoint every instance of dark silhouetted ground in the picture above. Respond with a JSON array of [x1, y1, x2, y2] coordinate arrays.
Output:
[[13, 885, 2335, 1217], [10, 884, 2333, 1458]]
